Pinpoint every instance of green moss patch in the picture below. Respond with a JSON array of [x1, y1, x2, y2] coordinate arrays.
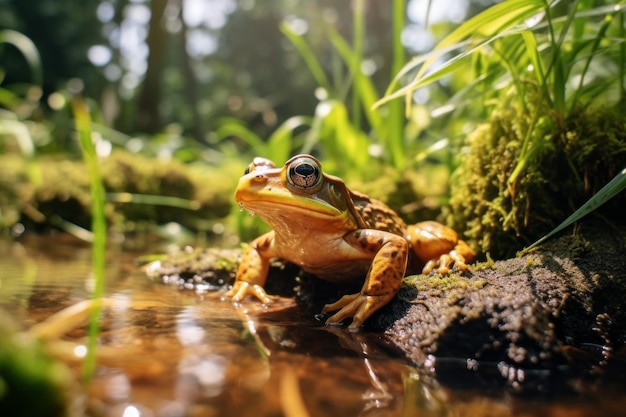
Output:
[[445, 91, 626, 259]]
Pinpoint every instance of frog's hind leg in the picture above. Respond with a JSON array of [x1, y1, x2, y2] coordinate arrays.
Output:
[[322, 231, 408, 330]]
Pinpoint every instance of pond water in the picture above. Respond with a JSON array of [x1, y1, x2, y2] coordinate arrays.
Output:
[[1, 233, 625, 417]]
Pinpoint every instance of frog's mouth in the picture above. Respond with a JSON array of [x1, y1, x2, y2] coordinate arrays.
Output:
[[236, 191, 343, 220]]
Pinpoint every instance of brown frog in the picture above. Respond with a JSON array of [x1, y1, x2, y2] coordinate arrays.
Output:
[[226, 154, 474, 330]]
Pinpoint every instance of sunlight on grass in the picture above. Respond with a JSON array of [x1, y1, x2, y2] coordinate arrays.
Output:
[[72, 96, 106, 382]]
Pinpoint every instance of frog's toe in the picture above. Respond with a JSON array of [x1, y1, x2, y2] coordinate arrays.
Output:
[[422, 252, 469, 275], [322, 293, 384, 330], [225, 281, 273, 304]]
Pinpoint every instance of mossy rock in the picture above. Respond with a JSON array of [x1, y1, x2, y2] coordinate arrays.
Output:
[[445, 92, 626, 259], [0, 150, 240, 233]]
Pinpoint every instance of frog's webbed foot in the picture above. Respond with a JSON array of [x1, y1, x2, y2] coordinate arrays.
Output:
[[225, 281, 274, 304], [421, 250, 469, 275], [322, 293, 389, 331]]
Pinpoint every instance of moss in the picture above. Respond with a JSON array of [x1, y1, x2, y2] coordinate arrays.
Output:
[[445, 87, 626, 259], [347, 164, 450, 225], [0, 150, 240, 233], [403, 273, 487, 306], [470, 253, 495, 272]]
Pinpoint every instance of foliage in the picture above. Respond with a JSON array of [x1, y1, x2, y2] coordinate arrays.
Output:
[[375, 0, 626, 256], [276, 0, 409, 176], [71, 96, 106, 381], [522, 167, 626, 254]]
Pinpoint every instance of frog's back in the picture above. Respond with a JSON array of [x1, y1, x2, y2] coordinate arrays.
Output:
[[349, 190, 407, 236]]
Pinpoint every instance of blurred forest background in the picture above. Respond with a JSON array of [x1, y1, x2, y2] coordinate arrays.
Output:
[[2, 0, 625, 253], [1, 0, 493, 157]]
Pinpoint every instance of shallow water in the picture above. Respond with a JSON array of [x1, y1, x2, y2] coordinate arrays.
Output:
[[1, 233, 625, 417]]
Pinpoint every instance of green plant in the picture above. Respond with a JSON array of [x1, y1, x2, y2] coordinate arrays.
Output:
[[378, 0, 626, 183], [0, 30, 43, 188], [216, 115, 312, 165], [276, 0, 411, 176], [71, 96, 106, 382], [521, 167, 626, 254], [376, 0, 626, 255]]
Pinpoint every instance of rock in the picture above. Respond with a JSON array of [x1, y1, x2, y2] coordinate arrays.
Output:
[[368, 220, 626, 388]]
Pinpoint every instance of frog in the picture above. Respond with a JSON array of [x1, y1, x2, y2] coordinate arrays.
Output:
[[226, 154, 474, 330]]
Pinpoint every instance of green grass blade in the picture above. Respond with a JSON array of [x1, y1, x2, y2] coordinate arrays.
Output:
[[521, 31, 545, 90], [0, 29, 43, 86], [72, 96, 107, 382], [388, 0, 407, 169], [569, 8, 618, 112], [216, 117, 267, 154], [326, 27, 382, 135], [106, 192, 200, 209], [520, 167, 626, 254], [351, 0, 365, 128], [280, 21, 332, 93], [266, 115, 312, 162], [376, 0, 546, 109]]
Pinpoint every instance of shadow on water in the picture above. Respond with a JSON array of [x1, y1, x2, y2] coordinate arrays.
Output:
[[1, 233, 626, 417]]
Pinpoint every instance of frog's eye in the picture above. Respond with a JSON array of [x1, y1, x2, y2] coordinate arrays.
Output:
[[287, 157, 322, 190], [244, 162, 254, 175]]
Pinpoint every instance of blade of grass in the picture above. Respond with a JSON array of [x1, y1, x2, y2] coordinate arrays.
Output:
[[387, 0, 407, 170], [216, 118, 266, 153], [72, 96, 107, 383], [351, 0, 365, 128], [0, 29, 43, 86], [280, 21, 332, 94], [265, 115, 312, 163], [519, 167, 626, 254], [569, 7, 620, 112], [106, 192, 200, 209], [376, 0, 546, 110], [326, 27, 382, 136]]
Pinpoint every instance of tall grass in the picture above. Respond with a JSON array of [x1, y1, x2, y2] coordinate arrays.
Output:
[[218, 0, 411, 177], [0, 29, 43, 187], [377, 0, 626, 247], [521, 167, 626, 254], [377, 1, 625, 178], [72, 96, 107, 382], [293, 0, 410, 173]]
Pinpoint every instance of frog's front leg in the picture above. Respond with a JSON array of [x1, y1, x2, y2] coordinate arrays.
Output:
[[226, 231, 276, 304], [322, 230, 408, 330]]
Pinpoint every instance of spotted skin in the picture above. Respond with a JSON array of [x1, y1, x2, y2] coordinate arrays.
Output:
[[227, 155, 474, 330]]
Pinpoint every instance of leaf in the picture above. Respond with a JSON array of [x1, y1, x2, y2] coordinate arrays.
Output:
[[215, 118, 266, 154], [376, 0, 546, 109], [520, 167, 626, 254], [266, 115, 312, 163], [0, 29, 43, 86], [280, 21, 332, 93]]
